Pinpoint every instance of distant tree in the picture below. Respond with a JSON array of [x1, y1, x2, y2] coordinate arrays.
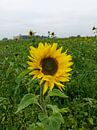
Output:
[[13, 35, 21, 41], [77, 35, 81, 38], [2, 38, 8, 41]]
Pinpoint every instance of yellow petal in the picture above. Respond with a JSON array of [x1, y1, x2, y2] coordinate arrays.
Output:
[[49, 81, 54, 91], [38, 42, 44, 48], [50, 43, 58, 55], [43, 82, 49, 95], [30, 46, 36, 50], [55, 81, 64, 91]]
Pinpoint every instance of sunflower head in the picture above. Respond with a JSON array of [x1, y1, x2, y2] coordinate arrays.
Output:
[[27, 43, 73, 95], [41, 57, 58, 75], [29, 30, 33, 37]]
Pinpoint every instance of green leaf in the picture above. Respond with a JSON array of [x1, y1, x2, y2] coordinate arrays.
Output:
[[35, 123, 45, 130], [28, 123, 36, 130], [6, 126, 17, 130], [28, 123, 45, 130], [15, 93, 39, 113], [88, 117, 93, 125], [38, 113, 48, 122], [92, 127, 97, 130], [47, 105, 70, 114], [78, 127, 86, 130], [42, 112, 64, 130], [51, 112, 64, 124], [16, 69, 30, 84], [6, 62, 14, 78], [59, 107, 70, 113], [48, 89, 68, 98], [83, 97, 95, 102], [38, 108, 64, 130], [47, 104, 59, 113], [0, 97, 6, 102], [6, 67, 13, 78]]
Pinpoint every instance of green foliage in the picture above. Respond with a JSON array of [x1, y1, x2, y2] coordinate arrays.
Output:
[[0, 37, 97, 129], [28, 122, 45, 130], [29, 106, 64, 130], [0, 97, 6, 103], [16, 69, 31, 84], [48, 88, 68, 98], [39, 112, 64, 130], [16, 93, 39, 113]]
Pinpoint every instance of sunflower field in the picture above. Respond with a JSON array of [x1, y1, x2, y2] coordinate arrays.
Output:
[[0, 37, 97, 130]]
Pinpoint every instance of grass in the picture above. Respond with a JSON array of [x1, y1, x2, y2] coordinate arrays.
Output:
[[0, 37, 97, 130]]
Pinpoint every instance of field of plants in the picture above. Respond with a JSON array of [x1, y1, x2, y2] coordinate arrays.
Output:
[[0, 37, 97, 130]]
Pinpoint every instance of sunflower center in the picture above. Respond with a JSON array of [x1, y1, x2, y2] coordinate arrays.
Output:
[[41, 57, 58, 75], [29, 31, 32, 35]]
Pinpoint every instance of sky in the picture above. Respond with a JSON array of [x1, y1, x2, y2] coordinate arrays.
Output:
[[0, 0, 97, 39]]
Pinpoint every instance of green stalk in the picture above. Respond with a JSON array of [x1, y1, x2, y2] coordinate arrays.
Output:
[[40, 85, 47, 115]]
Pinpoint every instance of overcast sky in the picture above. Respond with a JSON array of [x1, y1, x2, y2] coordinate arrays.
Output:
[[0, 0, 97, 39]]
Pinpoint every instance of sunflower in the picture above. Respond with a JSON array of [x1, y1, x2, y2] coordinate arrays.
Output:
[[27, 43, 73, 95], [29, 30, 33, 38]]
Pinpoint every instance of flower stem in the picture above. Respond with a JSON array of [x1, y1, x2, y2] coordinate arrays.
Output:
[[40, 85, 47, 115]]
